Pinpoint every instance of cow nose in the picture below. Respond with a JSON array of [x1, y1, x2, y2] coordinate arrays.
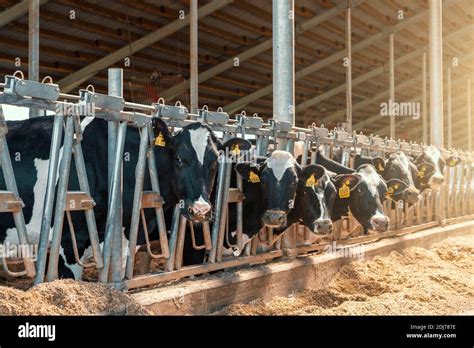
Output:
[[262, 210, 287, 228], [189, 200, 211, 220], [314, 219, 333, 234], [370, 215, 390, 232], [404, 188, 420, 204]]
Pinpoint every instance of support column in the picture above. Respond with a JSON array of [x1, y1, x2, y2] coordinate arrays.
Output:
[[447, 67, 452, 148], [345, 2, 352, 132], [429, 0, 443, 147], [273, 0, 295, 149], [468, 78, 472, 151], [108, 68, 123, 285], [190, 0, 199, 113], [422, 52, 428, 144], [389, 32, 395, 139], [28, 0, 39, 118]]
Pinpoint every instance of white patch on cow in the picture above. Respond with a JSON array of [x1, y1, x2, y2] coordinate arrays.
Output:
[[80, 116, 95, 132], [59, 247, 84, 280], [189, 127, 210, 165], [222, 233, 252, 257], [316, 192, 325, 222], [266, 150, 296, 181], [4, 158, 50, 245], [357, 165, 382, 196]]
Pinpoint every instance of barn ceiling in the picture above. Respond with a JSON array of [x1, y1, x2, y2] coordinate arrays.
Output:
[[0, 0, 472, 147]]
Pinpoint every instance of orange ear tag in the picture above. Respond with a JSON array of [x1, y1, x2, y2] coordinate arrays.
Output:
[[155, 133, 166, 147], [249, 171, 260, 183]]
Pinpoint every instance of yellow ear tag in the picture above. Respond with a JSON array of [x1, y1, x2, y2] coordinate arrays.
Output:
[[449, 160, 456, 167], [305, 174, 317, 188], [418, 167, 425, 178], [232, 144, 241, 155], [378, 163, 384, 172], [249, 171, 260, 183], [155, 133, 166, 147], [394, 184, 399, 190], [339, 181, 350, 199]]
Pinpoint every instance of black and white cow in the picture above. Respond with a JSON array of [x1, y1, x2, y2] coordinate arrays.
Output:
[[315, 151, 405, 233], [413, 146, 460, 191], [355, 152, 420, 204], [0, 116, 238, 279]]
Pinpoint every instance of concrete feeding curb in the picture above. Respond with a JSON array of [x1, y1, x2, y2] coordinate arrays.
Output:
[[131, 220, 474, 315]]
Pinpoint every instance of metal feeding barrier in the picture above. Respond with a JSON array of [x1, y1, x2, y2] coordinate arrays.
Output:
[[0, 70, 473, 291]]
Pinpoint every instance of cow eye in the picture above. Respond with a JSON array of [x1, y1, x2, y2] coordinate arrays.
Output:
[[175, 155, 184, 166]]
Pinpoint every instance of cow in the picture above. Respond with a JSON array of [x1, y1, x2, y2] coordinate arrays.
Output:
[[315, 151, 405, 233], [0, 115, 241, 279], [205, 151, 338, 257], [354, 152, 420, 204], [412, 146, 460, 191]]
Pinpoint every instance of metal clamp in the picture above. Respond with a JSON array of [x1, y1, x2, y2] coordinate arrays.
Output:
[[79, 87, 124, 112], [199, 106, 229, 125], [153, 98, 188, 120], [236, 111, 263, 129], [4, 72, 60, 101]]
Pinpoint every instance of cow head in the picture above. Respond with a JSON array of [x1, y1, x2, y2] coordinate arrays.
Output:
[[383, 152, 420, 204], [236, 151, 298, 229], [153, 118, 249, 222], [295, 164, 336, 234], [414, 146, 461, 191], [332, 164, 393, 232]]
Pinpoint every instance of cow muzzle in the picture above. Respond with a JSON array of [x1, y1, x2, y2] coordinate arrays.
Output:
[[428, 173, 444, 190], [262, 210, 287, 228], [370, 214, 390, 232], [313, 218, 333, 234], [188, 200, 212, 222], [403, 187, 420, 204]]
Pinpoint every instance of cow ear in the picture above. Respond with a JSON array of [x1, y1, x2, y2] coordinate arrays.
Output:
[[221, 138, 252, 155], [445, 156, 461, 167], [152, 118, 172, 148], [299, 164, 325, 188], [385, 179, 407, 198], [332, 174, 360, 198], [372, 157, 386, 173], [235, 162, 262, 184], [416, 162, 435, 178]]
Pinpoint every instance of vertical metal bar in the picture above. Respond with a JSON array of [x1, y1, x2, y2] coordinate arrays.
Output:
[[165, 205, 181, 272], [46, 115, 75, 281], [174, 214, 187, 270], [125, 127, 148, 280], [0, 107, 35, 277], [146, 126, 169, 258], [345, 2, 352, 132], [429, 0, 443, 147], [99, 121, 127, 283], [447, 67, 452, 148], [422, 52, 428, 144], [190, 0, 199, 113], [72, 135, 103, 269], [236, 173, 243, 251], [468, 78, 472, 151], [34, 114, 63, 285], [273, 0, 295, 149], [28, 0, 39, 118], [209, 158, 227, 263], [216, 161, 232, 262], [301, 140, 309, 165], [389, 32, 395, 140], [107, 68, 123, 285]]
